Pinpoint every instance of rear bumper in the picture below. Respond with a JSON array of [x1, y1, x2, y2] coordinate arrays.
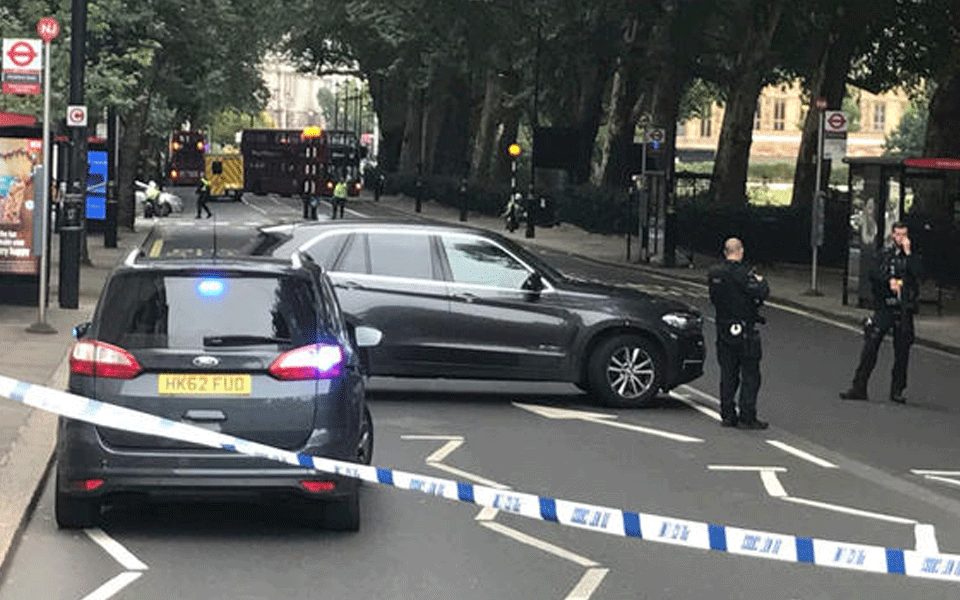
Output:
[[57, 418, 360, 502]]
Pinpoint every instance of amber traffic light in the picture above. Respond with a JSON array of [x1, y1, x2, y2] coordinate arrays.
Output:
[[507, 143, 522, 157]]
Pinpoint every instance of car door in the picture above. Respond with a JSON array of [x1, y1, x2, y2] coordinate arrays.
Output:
[[438, 233, 580, 380], [326, 229, 451, 377]]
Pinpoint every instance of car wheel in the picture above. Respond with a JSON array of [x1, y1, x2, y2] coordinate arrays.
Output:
[[587, 334, 663, 407], [357, 406, 373, 466], [322, 492, 360, 531], [158, 203, 172, 217]]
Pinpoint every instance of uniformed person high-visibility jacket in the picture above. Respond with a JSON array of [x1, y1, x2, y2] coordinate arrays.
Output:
[[333, 181, 348, 200]]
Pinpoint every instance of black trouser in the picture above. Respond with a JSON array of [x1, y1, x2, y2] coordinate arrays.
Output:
[[196, 191, 211, 217], [851, 308, 914, 396], [331, 197, 345, 219], [716, 329, 762, 422]]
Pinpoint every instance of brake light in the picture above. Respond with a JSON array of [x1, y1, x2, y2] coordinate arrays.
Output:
[[196, 141, 204, 150], [268, 344, 342, 380], [71, 479, 104, 491], [326, 181, 334, 189], [300, 480, 335, 493], [170, 169, 179, 179], [70, 340, 142, 379]]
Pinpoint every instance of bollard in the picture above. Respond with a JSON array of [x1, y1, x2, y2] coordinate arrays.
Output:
[[104, 181, 117, 248], [58, 193, 83, 309]]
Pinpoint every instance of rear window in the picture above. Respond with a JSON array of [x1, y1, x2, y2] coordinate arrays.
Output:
[[96, 272, 321, 349]]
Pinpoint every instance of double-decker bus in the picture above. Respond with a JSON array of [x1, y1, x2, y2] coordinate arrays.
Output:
[[324, 129, 364, 196], [167, 130, 205, 186], [240, 127, 330, 198]]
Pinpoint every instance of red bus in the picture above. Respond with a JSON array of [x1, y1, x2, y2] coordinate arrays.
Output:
[[240, 127, 330, 197], [167, 130, 205, 186]]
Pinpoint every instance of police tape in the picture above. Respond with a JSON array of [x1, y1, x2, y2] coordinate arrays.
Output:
[[3, 374, 960, 584]]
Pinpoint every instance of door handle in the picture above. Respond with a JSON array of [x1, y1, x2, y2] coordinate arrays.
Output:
[[183, 409, 226, 422], [452, 292, 477, 303], [338, 281, 364, 290]]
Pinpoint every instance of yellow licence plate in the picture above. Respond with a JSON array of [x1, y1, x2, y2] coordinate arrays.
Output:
[[158, 374, 251, 395]]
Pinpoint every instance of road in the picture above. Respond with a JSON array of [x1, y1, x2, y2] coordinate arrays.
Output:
[[2, 190, 960, 599]]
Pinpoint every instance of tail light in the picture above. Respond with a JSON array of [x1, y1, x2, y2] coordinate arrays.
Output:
[[70, 340, 142, 379], [196, 141, 204, 150], [170, 169, 179, 179], [326, 181, 334, 189], [300, 480, 335, 493], [269, 344, 342, 380]]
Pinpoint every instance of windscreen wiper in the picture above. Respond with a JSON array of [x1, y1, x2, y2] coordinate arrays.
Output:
[[203, 335, 291, 347]]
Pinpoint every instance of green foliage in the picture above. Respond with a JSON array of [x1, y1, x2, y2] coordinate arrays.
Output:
[[208, 108, 272, 151], [884, 96, 928, 156]]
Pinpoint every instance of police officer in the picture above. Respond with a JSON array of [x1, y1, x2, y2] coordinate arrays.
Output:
[[332, 178, 348, 219], [708, 237, 770, 429], [840, 221, 922, 403], [195, 175, 212, 219]]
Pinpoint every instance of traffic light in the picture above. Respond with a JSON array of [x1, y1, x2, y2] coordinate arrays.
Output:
[[508, 143, 522, 158]]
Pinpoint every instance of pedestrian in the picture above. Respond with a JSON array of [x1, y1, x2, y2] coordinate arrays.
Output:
[[195, 174, 212, 219], [840, 221, 922, 403], [332, 178, 348, 219], [374, 169, 385, 202], [708, 237, 770, 429]]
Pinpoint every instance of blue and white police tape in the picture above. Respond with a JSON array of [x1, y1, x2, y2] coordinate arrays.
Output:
[[3, 373, 959, 583]]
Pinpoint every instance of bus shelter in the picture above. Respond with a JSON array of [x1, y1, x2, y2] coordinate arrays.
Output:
[[843, 156, 960, 310]]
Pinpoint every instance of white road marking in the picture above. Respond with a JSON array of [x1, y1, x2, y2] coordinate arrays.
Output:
[[84, 528, 148, 570], [401, 434, 466, 440], [915, 523, 940, 553], [766, 440, 838, 469], [79, 572, 142, 600], [513, 402, 703, 443], [671, 392, 721, 421], [240, 197, 268, 214], [781, 497, 917, 525], [428, 460, 509, 490], [565, 567, 609, 600], [679, 385, 720, 405], [475, 506, 500, 521], [427, 440, 464, 463], [760, 470, 788, 497], [911, 470, 960, 476], [923, 475, 960, 488], [708, 466, 787, 472], [480, 521, 599, 567]]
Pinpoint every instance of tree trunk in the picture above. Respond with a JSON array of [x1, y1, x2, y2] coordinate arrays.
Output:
[[398, 86, 424, 173], [369, 73, 408, 173], [470, 67, 504, 181], [570, 57, 611, 184], [709, 0, 786, 208], [596, 55, 643, 187], [424, 70, 471, 177], [117, 109, 141, 230], [791, 22, 855, 209]]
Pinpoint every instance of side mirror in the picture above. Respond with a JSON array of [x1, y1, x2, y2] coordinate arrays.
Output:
[[353, 326, 382, 348], [521, 272, 544, 293], [73, 321, 91, 339]]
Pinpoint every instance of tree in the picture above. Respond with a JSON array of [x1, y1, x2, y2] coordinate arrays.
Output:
[[884, 95, 928, 156]]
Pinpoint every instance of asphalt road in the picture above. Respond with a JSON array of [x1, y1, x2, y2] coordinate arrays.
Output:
[[2, 191, 960, 600]]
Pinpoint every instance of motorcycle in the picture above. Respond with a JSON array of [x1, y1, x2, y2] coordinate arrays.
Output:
[[136, 180, 183, 218]]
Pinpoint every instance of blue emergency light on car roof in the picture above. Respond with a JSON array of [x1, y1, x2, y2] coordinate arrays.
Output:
[[197, 278, 225, 297]]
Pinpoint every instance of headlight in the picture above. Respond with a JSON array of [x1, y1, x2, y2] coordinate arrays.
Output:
[[662, 312, 702, 330]]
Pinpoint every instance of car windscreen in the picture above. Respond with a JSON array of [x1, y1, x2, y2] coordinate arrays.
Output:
[[96, 271, 321, 350]]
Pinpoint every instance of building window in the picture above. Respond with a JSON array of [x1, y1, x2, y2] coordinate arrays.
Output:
[[873, 102, 886, 132], [773, 100, 786, 131], [754, 104, 762, 130], [700, 117, 711, 138], [676, 122, 686, 137]]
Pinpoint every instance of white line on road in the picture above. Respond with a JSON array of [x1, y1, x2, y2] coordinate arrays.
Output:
[[427, 439, 464, 463], [766, 440, 838, 469], [401, 435, 465, 440], [475, 506, 500, 521], [679, 385, 720, 405], [781, 497, 917, 525], [565, 567, 609, 600], [428, 460, 509, 490], [671, 392, 721, 421], [84, 528, 148, 571], [911, 470, 960, 476], [915, 523, 940, 553], [760, 470, 788, 497], [80, 572, 142, 600], [513, 402, 703, 443], [707, 466, 787, 472], [922, 475, 960, 488], [480, 521, 599, 567], [240, 197, 268, 215]]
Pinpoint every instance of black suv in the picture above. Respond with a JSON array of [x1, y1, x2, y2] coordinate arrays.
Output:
[[56, 248, 379, 531], [250, 220, 705, 407]]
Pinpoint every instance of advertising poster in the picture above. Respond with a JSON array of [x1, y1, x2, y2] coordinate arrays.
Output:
[[86, 150, 107, 220], [0, 138, 41, 275]]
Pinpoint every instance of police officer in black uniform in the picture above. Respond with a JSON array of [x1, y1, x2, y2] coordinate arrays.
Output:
[[708, 237, 771, 429], [195, 175, 212, 219], [840, 221, 922, 403]]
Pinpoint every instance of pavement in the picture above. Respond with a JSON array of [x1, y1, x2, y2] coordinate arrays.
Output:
[[0, 190, 957, 574]]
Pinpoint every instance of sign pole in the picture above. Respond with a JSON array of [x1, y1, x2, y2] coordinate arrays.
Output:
[[28, 21, 58, 334], [807, 106, 825, 296]]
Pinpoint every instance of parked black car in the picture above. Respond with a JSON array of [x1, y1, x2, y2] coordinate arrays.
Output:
[[57, 246, 380, 531], [249, 220, 705, 407]]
